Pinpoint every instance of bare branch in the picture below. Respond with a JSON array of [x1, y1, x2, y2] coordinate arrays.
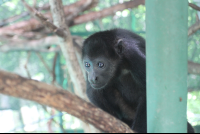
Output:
[[36, 52, 52, 75], [0, 36, 83, 53], [0, 0, 143, 36], [188, 21, 200, 36], [189, 3, 200, 11], [188, 3, 200, 36], [188, 61, 200, 75], [49, 0, 87, 100], [34, 11, 66, 38], [69, 0, 145, 26], [0, 70, 134, 133], [0, 12, 29, 27], [52, 53, 58, 84], [0, 2, 50, 28], [66, 0, 93, 25], [21, 0, 36, 13], [24, 52, 32, 78], [188, 87, 200, 92], [196, 14, 200, 21]]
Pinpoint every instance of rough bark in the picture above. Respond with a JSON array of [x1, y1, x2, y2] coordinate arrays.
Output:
[[0, 70, 134, 133], [49, 0, 87, 99], [48, 0, 93, 132]]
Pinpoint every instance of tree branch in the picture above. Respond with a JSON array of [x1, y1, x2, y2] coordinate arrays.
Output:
[[69, 0, 145, 26], [65, 0, 94, 25], [48, 0, 87, 100], [0, 2, 50, 28], [188, 21, 200, 36], [0, 36, 83, 53], [0, 12, 29, 27], [188, 87, 200, 92], [24, 52, 32, 78], [189, 3, 200, 11], [0, 70, 134, 133], [0, 0, 144, 36], [36, 52, 52, 75], [188, 61, 200, 75]]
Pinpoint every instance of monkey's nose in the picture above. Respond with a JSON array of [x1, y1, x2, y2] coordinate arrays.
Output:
[[92, 76, 98, 83], [90, 76, 98, 84]]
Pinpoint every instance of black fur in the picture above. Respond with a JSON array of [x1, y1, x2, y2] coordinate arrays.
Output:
[[82, 28, 194, 133]]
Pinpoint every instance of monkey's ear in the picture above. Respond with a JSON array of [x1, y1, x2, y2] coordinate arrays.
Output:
[[115, 39, 124, 54]]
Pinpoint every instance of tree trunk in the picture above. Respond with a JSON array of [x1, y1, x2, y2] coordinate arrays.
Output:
[[0, 70, 134, 133]]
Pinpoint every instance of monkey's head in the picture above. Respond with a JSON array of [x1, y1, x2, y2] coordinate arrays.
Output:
[[82, 31, 124, 89]]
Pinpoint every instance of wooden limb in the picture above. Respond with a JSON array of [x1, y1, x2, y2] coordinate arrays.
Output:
[[34, 10, 66, 38], [33, 0, 37, 8], [188, 3, 200, 36], [21, 0, 36, 13], [24, 52, 32, 78], [66, 0, 93, 25], [188, 21, 200, 36], [196, 13, 200, 21], [49, 1, 96, 132], [36, 52, 52, 75], [188, 61, 200, 75], [21, 0, 60, 39], [0, 70, 134, 133], [69, 0, 145, 26], [0, 0, 143, 36], [52, 53, 58, 84], [0, 0, 98, 36], [0, 12, 29, 27], [189, 3, 200, 11], [188, 87, 200, 92], [0, 36, 83, 53], [0, 2, 50, 28], [49, 0, 87, 99]]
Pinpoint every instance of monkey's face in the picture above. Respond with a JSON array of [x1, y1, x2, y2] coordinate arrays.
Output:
[[83, 56, 118, 89]]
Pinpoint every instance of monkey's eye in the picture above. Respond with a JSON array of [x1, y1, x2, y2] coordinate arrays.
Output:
[[85, 62, 90, 67], [98, 62, 104, 68]]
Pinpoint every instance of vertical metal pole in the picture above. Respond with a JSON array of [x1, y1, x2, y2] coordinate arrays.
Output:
[[146, 0, 188, 133]]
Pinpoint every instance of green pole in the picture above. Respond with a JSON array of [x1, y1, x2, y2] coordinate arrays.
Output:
[[146, 0, 188, 133]]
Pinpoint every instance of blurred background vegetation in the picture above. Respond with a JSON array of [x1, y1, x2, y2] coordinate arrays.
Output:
[[0, 0, 199, 133]]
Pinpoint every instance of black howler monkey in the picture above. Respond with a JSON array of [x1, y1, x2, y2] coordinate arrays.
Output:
[[82, 28, 194, 133]]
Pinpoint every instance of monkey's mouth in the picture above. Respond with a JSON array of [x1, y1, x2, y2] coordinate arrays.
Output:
[[90, 83, 107, 89]]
